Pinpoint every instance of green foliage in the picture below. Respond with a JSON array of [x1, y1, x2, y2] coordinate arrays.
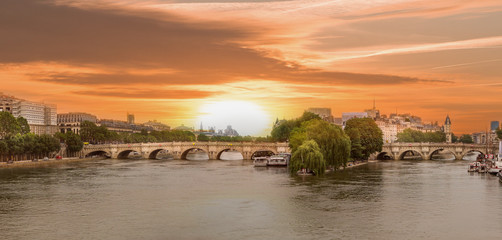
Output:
[[65, 132, 84, 153], [80, 121, 97, 143], [16, 117, 30, 135], [39, 134, 61, 155], [344, 118, 383, 160], [289, 140, 326, 176], [497, 128, 502, 140], [458, 134, 474, 143], [271, 111, 321, 141], [197, 134, 210, 142], [397, 129, 446, 143], [254, 136, 274, 142], [0, 112, 21, 139], [427, 131, 446, 142], [451, 133, 458, 143], [345, 128, 363, 160], [289, 119, 351, 169], [0, 133, 61, 161], [0, 140, 7, 155], [54, 132, 67, 142], [271, 120, 296, 142]]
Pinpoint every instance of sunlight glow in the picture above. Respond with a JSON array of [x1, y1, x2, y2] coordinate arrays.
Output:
[[196, 101, 271, 136]]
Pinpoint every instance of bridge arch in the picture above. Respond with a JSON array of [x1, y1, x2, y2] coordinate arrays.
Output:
[[216, 149, 244, 160], [376, 152, 394, 160], [428, 148, 457, 160], [251, 149, 276, 159], [461, 150, 485, 160], [398, 150, 425, 160], [117, 150, 141, 159], [181, 148, 209, 160], [85, 150, 111, 158], [148, 149, 171, 159]]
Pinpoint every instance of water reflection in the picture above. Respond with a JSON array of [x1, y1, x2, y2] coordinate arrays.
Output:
[[1, 160, 501, 239], [186, 150, 209, 160], [219, 150, 244, 160]]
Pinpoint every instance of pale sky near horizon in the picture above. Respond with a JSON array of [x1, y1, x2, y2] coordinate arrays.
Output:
[[1, 0, 501, 135]]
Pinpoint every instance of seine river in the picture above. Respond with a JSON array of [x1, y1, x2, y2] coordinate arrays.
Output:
[[1, 159, 501, 239]]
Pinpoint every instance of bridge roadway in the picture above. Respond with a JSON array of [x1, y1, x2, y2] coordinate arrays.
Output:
[[81, 142, 498, 160]]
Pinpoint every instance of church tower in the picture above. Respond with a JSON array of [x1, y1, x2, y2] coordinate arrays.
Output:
[[444, 115, 452, 143]]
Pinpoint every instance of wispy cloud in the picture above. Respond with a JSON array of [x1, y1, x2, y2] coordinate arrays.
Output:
[[322, 36, 502, 62], [431, 59, 501, 70]]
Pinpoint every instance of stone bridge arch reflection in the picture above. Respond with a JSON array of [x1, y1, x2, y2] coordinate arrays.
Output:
[[398, 150, 424, 160], [181, 148, 209, 160], [216, 149, 244, 160], [251, 150, 276, 159]]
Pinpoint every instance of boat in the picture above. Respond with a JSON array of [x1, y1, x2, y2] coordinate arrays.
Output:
[[297, 168, 315, 176], [467, 162, 478, 172], [478, 163, 488, 173], [253, 156, 269, 167], [498, 171, 502, 183], [488, 159, 502, 175], [267, 154, 288, 166], [489, 149, 502, 174]]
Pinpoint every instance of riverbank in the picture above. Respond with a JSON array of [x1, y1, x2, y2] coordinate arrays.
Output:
[[0, 157, 102, 169], [340, 160, 376, 170]]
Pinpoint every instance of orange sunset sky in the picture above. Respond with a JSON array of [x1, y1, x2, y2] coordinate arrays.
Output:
[[1, 0, 501, 136]]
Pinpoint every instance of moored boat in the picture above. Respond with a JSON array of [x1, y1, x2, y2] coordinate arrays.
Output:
[[253, 156, 269, 167], [467, 162, 479, 172], [488, 160, 502, 174], [267, 155, 288, 166], [498, 171, 502, 183], [478, 163, 488, 173], [297, 169, 315, 176]]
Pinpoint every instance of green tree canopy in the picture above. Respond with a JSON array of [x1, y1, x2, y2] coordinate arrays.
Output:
[[289, 119, 351, 169], [345, 128, 363, 160], [80, 120, 98, 143], [65, 131, 84, 153], [496, 128, 502, 140], [271, 111, 321, 141], [289, 140, 326, 176], [197, 134, 210, 142], [397, 129, 446, 143], [458, 134, 474, 143], [344, 118, 383, 160], [0, 112, 21, 139], [0, 140, 8, 156], [17, 117, 30, 135]]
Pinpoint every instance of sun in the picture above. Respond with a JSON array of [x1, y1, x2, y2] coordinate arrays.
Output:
[[196, 101, 271, 136]]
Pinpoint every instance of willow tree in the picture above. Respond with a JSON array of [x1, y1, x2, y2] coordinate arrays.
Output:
[[290, 140, 326, 176], [289, 119, 351, 170]]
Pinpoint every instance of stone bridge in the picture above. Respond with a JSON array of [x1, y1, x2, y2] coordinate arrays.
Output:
[[376, 142, 498, 160], [81, 142, 290, 160]]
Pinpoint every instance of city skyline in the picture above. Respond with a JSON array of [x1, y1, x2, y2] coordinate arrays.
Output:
[[1, 0, 501, 135]]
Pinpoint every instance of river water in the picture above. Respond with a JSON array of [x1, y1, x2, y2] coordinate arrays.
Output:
[[1, 159, 501, 239]]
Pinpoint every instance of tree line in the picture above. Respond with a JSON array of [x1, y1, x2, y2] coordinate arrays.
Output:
[[0, 112, 61, 161], [396, 128, 475, 144], [78, 121, 274, 144]]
